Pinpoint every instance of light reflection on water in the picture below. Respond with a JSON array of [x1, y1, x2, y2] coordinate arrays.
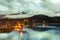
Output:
[[0, 26, 60, 40]]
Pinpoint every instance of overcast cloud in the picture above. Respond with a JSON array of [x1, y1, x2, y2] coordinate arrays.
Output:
[[0, 0, 60, 18]]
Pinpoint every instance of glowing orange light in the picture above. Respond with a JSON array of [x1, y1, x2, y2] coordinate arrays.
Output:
[[15, 22, 21, 30], [14, 22, 23, 35]]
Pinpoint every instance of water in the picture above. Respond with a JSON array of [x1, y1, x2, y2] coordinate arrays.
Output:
[[24, 28, 60, 40], [0, 26, 60, 40]]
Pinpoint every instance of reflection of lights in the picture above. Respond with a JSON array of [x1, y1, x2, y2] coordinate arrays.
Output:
[[42, 24, 46, 27], [42, 20, 46, 27], [20, 32, 23, 35], [15, 22, 23, 34]]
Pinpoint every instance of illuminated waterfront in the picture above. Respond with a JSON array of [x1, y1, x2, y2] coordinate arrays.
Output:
[[0, 26, 60, 40], [0, 15, 60, 40]]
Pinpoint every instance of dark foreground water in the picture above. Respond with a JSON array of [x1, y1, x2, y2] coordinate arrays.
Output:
[[0, 26, 60, 40]]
